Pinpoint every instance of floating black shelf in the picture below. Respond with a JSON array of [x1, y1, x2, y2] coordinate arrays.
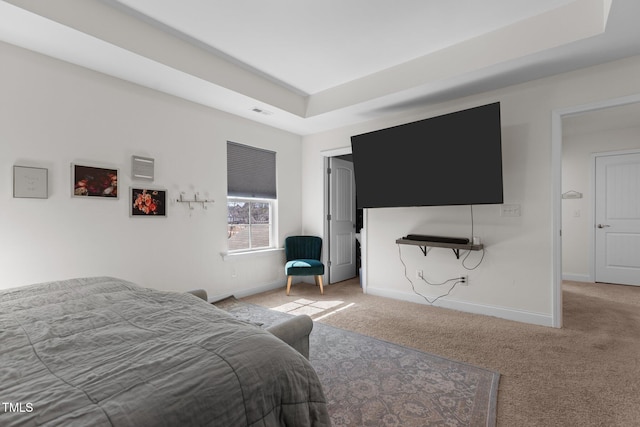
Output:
[[396, 238, 484, 259]]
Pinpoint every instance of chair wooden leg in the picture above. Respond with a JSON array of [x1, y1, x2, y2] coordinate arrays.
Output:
[[316, 275, 324, 295], [286, 276, 293, 295]]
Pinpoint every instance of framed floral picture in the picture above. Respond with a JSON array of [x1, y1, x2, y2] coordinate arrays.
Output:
[[130, 187, 167, 217], [72, 164, 118, 198]]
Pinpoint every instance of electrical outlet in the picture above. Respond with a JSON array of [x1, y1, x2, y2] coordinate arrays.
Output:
[[501, 204, 521, 217], [460, 275, 468, 286], [416, 269, 424, 279]]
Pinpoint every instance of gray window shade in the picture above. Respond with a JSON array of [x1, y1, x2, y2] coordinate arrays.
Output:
[[227, 141, 277, 199]]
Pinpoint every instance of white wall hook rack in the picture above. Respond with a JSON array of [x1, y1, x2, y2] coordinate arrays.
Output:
[[176, 192, 214, 210]]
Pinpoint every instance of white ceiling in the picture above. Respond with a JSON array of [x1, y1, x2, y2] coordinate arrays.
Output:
[[1, 0, 640, 135], [110, 0, 578, 95]]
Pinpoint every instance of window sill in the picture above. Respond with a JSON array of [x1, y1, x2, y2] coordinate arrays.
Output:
[[221, 247, 284, 261]]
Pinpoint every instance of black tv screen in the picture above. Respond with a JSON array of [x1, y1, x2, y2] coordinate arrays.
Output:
[[350, 102, 503, 209]]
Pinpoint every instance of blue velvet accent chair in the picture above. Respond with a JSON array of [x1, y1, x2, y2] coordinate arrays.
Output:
[[284, 236, 324, 295]]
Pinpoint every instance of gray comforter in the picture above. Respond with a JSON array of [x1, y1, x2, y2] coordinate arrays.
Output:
[[0, 277, 330, 426]]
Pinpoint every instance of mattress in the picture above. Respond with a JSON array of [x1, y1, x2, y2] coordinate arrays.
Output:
[[0, 277, 330, 426]]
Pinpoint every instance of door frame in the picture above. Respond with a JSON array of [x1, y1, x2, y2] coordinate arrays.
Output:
[[321, 146, 367, 291], [551, 93, 640, 328], [590, 148, 640, 283]]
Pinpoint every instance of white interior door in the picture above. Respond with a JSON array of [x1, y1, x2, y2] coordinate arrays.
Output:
[[329, 157, 356, 283], [595, 151, 640, 286]]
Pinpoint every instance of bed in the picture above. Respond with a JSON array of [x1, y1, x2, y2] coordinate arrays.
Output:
[[0, 277, 330, 426]]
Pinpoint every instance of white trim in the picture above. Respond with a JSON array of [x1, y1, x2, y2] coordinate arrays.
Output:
[[551, 92, 640, 328], [321, 146, 352, 157], [589, 153, 597, 283], [366, 286, 553, 327], [551, 111, 563, 328], [361, 210, 368, 292], [562, 273, 591, 282], [322, 156, 330, 285], [221, 247, 284, 261]]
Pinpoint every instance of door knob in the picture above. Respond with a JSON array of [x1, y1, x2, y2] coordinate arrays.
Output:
[[597, 224, 611, 228]]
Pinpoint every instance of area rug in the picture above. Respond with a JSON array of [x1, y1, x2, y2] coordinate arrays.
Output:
[[215, 297, 499, 427]]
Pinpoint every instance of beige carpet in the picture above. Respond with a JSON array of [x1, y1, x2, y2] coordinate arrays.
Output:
[[240, 279, 640, 426], [217, 296, 498, 426]]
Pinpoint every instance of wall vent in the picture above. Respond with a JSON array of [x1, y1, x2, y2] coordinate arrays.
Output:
[[132, 155, 154, 181]]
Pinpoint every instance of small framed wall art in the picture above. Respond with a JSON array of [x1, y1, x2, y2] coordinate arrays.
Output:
[[130, 187, 167, 217], [71, 164, 118, 198], [13, 165, 48, 199]]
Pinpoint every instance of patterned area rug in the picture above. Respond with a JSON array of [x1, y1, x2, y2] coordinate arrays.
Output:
[[215, 297, 499, 427]]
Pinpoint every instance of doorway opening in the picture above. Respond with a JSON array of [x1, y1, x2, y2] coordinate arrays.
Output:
[[553, 94, 640, 327], [321, 147, 364, 290]]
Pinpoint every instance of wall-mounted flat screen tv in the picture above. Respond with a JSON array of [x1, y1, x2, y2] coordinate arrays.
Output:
[[350, 102, 503, 209]]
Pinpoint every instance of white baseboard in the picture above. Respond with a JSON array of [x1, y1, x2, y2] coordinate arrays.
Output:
[[208, 278, 288, 302], [365, 287, 554, 327], [562, 273, 591, 282], [211, 280, 554, 327]]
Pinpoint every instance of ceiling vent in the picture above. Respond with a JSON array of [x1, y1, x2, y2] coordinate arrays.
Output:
[[251, 107, 274, 115]]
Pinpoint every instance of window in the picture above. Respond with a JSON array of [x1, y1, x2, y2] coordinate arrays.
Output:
[[227, 199, 272, 251], [227, 142, 276, 252]]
